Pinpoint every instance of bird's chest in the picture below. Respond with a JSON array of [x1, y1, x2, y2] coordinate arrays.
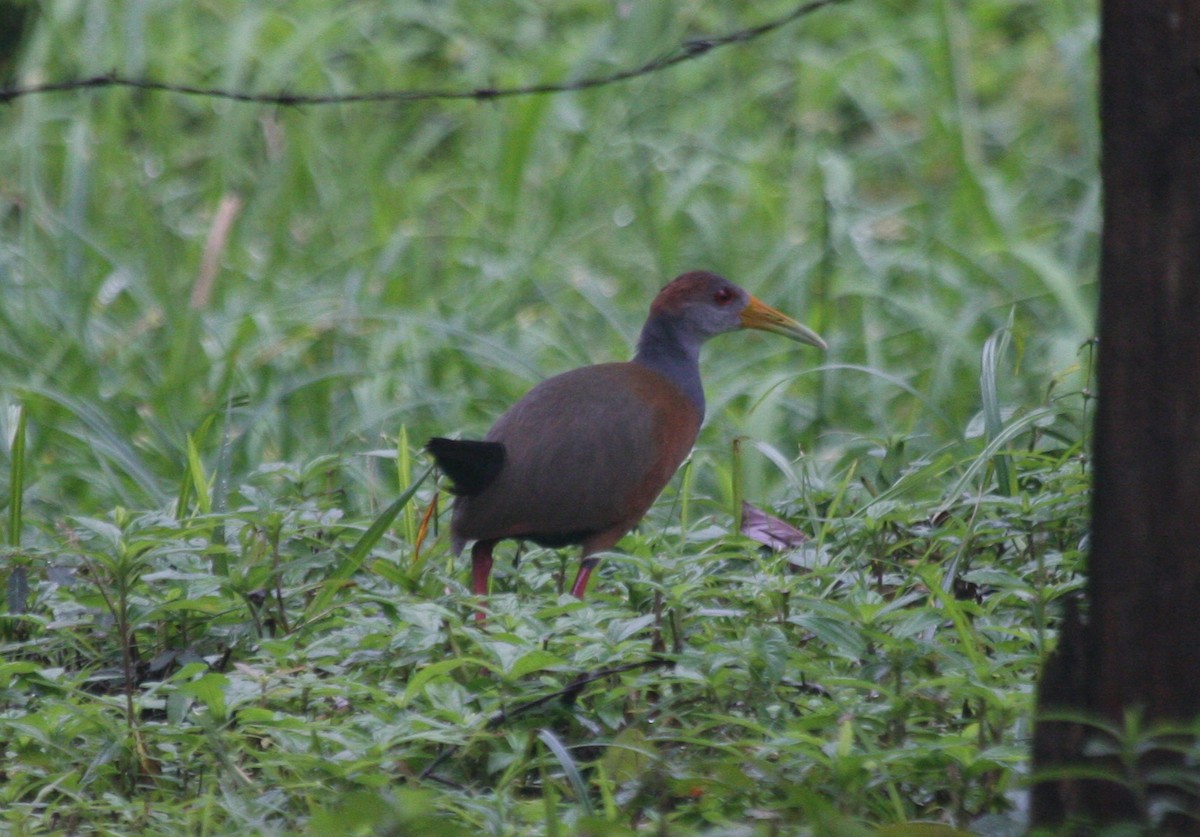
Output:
[[622, 372, 702, 502]]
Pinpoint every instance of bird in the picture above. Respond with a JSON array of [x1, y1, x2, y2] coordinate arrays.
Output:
[[426, 270, 825, 617]]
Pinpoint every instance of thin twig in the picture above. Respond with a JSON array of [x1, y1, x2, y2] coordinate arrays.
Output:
[[417, 657, 671, 781], [0, 0, 846, 107], [484, 657, 670, 729]]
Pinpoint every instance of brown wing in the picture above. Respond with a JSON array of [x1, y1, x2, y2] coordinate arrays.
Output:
[[451, 362, 702, 546]]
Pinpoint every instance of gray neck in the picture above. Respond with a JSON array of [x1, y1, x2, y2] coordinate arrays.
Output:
[[633, 315, 706, 416]]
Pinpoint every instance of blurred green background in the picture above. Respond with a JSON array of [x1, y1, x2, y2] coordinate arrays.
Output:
[[0, 0, 1096, 517]]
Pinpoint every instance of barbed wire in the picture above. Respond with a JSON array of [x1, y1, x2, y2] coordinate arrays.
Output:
[[0, 0, 846, 107]]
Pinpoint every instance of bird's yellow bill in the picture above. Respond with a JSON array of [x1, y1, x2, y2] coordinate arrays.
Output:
[[740, 296, 827, 349]]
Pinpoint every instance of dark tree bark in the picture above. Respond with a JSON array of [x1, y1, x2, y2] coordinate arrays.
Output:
[[1031, 1, 1200, 833]]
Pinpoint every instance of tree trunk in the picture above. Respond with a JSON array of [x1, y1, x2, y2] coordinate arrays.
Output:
[[1031, 1, 1200, 832]]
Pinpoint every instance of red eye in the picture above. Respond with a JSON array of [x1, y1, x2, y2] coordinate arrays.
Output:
[[714, 287, 735, 305]]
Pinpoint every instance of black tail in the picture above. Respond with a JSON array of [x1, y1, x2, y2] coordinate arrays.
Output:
[[425, 437, 506, 496]]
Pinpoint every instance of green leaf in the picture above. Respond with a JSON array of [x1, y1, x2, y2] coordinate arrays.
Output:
[[177, 672, 230, 719], [600, 727, 657, 785], [508, 649, 566, 680], [308, 463, 433, 618], [402, 657, 491, 706]]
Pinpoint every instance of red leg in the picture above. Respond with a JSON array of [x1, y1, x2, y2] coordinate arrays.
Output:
[[569, 556, 600, 599], [471, 540, 496, 622], [572, 530, 626, 599]]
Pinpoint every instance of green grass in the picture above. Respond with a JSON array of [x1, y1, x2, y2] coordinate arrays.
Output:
[[0, 0, 1104, 833]]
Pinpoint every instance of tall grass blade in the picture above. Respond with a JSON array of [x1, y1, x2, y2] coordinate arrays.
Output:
[[5, 404, 28, 615], [308, 464, 433, 618], [537, 728, 592, 815], [980, 312, 1016, 496], [731, 436, 745, 532], [17, 386, 164, 504], [678, 457, 694, 535], [6, 403, 26, 548], [498, 95, 552, 219], [397, 425, 416, 546], [184, 432, 213, 517], [938, 407, 1053, 516]]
